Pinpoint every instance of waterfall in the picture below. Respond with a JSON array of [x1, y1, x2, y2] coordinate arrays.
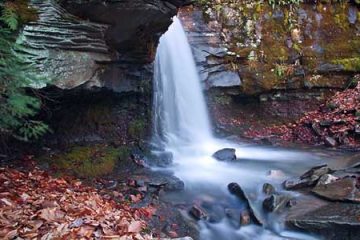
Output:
[[153, 16, 212, 148], [151, 16, 321, 240]]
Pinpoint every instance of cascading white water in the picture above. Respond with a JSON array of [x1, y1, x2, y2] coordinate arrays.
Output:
[[152, 16, 322, 240], [153, 17, 212, 148]]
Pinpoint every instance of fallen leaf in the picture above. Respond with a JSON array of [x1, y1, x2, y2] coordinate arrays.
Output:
[[128, 221, 142, 233], [38, 207, 65, 222]]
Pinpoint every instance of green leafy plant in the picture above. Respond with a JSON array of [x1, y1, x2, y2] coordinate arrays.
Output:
[[1, 5, 18, 30], [0, 1, 49, 141]]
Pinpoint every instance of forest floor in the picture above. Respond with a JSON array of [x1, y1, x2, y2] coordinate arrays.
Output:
[[0, 161, 156, 240], [0, 151, 196, 240], [212, 80, 360, 150]]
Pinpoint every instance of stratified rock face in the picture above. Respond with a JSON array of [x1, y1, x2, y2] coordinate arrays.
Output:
[[181, 2, 360, 95], [19, 0, 188, 93], [178, 7, 241, 91], [19, 1, 111, 90]]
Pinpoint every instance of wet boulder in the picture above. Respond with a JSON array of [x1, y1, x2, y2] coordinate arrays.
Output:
[[300, 164, 332, 180], [283, 177, 318, 190], [225, 208, 241, 228], [212, 148, 236, 161], [262, 183, 275, 195], [263, 194, 292, 213], [316, 174, 338, 186], [227, 182, 263, 225], [286, 195, 360, 240], [147, 174, 185, 192], [189, 205, 208, 220], [240, 210, 251, 226], [284, 164, 333, 190], [228, 182, 246, 200], [150, 151, 173, 167], [201, 202, 226, 223], [312, 178, 360, 203]]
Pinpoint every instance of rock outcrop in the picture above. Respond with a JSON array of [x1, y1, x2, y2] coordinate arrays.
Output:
[[20, 0, 189, 93], [179, 7, 241, 91], [183, 2, 360, 95]]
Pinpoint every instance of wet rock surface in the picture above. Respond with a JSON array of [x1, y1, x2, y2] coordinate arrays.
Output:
[[189, 205, 208, 221], [212, 148, 236, 161], [286, 195, 360, 240], [227, 182, 263, 226], [263, 194, 292, 213], [312, 178, 360, 203], [283, 161, 360, 239], [283, 164, 334, 190]]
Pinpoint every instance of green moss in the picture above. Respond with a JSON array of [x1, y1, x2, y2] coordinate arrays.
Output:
[[213, 95, 232, 105], [332, 57, 360, 72], [49, 145, 120, 177], [128, 119, 146, 140], [117, 146, 130, 161]]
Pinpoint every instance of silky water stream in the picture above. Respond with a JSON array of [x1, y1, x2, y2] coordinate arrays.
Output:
[[151, 16, 348, 240]]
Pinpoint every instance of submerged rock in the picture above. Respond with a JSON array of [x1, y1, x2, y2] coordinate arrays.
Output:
[[212, 148, 236, 161], [262, 194, 292, 213], [201, 203, 226, 223], [240, 210, 251, 226], [189, 205, 208, 220], [225, 208, 241, 228], [262, 183, 275, 195], [150, 151, 174, 167], [227, 182, 263, 225], [267, 170, 286, 179], [228, 182, 246, 200]]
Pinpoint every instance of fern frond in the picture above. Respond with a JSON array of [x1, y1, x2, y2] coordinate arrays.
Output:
[[1, 6, 19, 30]]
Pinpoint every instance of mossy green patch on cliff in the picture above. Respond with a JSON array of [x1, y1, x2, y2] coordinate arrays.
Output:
[[213, 94, 232, 105], [46, 145, 121, 177], [128, 119, 146, 140], [332, 58, 360, 72]]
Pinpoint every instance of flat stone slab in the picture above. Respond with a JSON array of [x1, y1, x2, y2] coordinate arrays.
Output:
[[312, 178, 360, 203], [286, 194, 360, 240]]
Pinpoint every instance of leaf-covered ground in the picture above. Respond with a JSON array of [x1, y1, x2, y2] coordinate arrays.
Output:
[[212, 80, 360, 149], [0, 167, 156, 240]]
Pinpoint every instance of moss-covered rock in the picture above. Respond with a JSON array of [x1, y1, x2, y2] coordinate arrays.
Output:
[[45, 144, 124, 177], [186, 1, 360, 95], [128, 119, 147, 140], [332, 58, 360, 72]]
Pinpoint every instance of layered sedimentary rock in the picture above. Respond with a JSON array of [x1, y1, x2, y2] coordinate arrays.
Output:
[[20, 0, 189, 93], [180, 2, 360, 95]]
